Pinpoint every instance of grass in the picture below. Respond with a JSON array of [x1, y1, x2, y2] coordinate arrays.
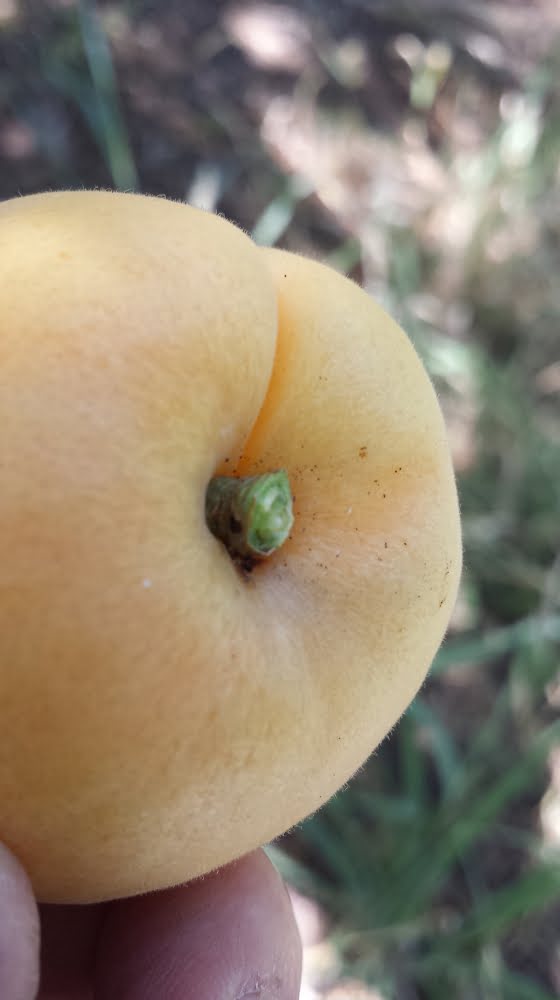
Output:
[[40, 0, 138, 190], [269, 704, 560, 996], [2, 2, 559, 996], [264, 24, 560, 997]]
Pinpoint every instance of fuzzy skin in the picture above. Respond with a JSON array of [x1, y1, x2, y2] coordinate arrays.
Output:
[[0, 190, 462, 902]]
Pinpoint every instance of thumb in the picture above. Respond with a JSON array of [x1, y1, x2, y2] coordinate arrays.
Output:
[[0, 842, 40, 1000]]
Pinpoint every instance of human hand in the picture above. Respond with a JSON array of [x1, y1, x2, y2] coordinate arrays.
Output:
[[0, 841, 302, 999]]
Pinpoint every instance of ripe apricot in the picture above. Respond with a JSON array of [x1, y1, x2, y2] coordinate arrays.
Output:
[[0, 190, 461, 903]]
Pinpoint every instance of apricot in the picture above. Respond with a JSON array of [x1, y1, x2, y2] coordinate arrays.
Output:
[[0, 190, 461, 903]]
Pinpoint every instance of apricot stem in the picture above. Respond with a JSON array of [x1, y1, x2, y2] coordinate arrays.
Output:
[[205, 470, 293, 562]]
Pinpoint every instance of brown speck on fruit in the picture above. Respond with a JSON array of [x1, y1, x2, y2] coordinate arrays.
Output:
[[384, 541, 388, 548], [359, 446, 367, 459], [235, 554, 256, 579]]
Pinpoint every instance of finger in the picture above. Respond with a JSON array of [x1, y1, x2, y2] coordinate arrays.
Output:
[[38, 901, 108, 999], [0, 842, 40, 1000], [94, 848, 302, 999]]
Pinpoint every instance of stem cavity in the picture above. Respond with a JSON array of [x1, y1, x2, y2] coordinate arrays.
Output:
[[205, 470, 294, 566]]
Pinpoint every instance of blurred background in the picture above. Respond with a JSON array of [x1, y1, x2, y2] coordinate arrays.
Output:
[[1, 1, 559, 997]]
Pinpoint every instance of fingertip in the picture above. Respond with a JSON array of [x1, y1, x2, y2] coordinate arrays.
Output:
[[95, 849, 302, 999], [0, 842, 40, 1000]]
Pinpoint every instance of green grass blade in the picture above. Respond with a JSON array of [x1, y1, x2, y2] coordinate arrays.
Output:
[[408, 697, 464, 799], [264, 843, 334, 906], [432, 615, 560, 676], [499, 969, 560, 1000], [78, 0, 138, 190], [452, 862, 560, 950], [250, 176, 313, 246], [385, 721, 560, 919], [397, 709, 430, 807]]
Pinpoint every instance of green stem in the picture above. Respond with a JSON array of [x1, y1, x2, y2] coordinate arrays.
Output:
[[205, 470, 293, 564]]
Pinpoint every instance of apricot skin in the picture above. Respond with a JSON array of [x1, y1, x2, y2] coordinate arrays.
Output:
[[0, 191, 462, 903]]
